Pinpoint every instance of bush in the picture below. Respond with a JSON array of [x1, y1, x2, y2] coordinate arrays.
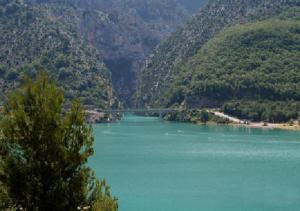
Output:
[[200, 110, 209, 123], [223, 100, 300, 123]]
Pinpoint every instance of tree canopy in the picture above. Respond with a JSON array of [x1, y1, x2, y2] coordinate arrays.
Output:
[[0, 72, 117, 210]]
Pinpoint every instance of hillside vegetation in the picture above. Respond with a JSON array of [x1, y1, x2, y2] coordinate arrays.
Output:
[[0, 0, 190, 106], [167, 19, 300, 104], [164, 19, 300, 122], [0, 0, 118, 108], [26, 0, 188, 105], [137, 0, 300, 108], [136, 0, 300, 123]]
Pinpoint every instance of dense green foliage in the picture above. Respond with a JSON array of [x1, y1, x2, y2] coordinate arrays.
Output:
[[162, 19, 300, 122], [136, 0, 300, 123], [0, 0, 117, 108], [223, 101, 300, 123], [168, 19, 300, 101], [160, 19, 300, 122], [136, 0, 300, 108], [163, 109, 230, 124], [199, 110, 209, 124], [0, 73, 117, 210]]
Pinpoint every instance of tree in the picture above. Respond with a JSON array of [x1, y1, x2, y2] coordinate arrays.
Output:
[[0, 72, 117, 210], [200, 110, 209, 124]]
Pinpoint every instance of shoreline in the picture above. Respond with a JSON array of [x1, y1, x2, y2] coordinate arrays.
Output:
[[162, 109, 300, 131], [234, 122, 300, 131], [190, 120, 300, 131], [192, 120, 300, 131], [88, 110, 300, 131], [209, 110, 300, 131]]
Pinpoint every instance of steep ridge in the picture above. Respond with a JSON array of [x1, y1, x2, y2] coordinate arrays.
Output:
[[137, 0, 300, 108], [166, 19, 300, 122], [0, 0, 118, 108], [167, 19, 300, 103], [26, 0, 188, 106]]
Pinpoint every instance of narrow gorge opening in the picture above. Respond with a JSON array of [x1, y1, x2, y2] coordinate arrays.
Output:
[[104, 58, 136, 108]]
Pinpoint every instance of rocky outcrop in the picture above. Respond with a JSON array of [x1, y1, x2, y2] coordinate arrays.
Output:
[[25, 0, 188, 106]]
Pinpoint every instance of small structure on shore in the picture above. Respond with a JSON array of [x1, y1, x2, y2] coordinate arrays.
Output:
[[85, 109, 122, 123], [86, 110, 106, 123]]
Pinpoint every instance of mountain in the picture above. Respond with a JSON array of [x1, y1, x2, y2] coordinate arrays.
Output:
[[136, 0, 300, 122], [25, 0, 188, 106], [166, 18, 300, 103], [136, 0, 300, 110], [167, 19, 300, 122], [0, 0, 118, 108]]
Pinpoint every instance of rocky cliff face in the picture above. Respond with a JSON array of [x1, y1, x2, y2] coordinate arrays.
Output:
[[25, 0, 188, 106]]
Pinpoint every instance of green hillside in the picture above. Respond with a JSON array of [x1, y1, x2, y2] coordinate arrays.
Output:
[[136, 0, 300, 108], [164, 19, 300, 122], [0, 0, 118, 108]]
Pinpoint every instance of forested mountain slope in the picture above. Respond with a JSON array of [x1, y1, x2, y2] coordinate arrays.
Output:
[[137, 0, 300, 108], [0, 0, 118, 108], [26, 0, 188, 105], [166, 19, 300, 122], [165, 19, 300, 104]]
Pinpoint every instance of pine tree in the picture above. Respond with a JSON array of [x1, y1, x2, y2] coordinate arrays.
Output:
[[0, 72, 117, 210]]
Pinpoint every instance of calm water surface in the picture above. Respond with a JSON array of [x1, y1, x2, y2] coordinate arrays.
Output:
[[90, 114, 300, 211]]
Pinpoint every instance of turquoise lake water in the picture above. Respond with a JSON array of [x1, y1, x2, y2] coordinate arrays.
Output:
[[90, 114, 300, 211]]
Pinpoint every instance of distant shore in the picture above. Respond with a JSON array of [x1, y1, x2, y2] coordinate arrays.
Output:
[[85, 110, 122, 123], [210, 111, 300, 131], [86, 108, 300, 131], [238, 122, 300, 131]]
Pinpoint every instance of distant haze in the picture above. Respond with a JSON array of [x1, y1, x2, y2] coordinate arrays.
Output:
[[177, 0, 208, 13]]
